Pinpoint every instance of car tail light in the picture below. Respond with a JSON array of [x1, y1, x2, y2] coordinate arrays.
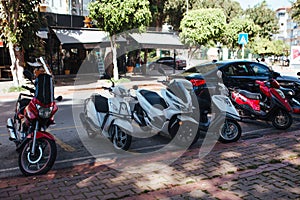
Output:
[[190, 79, 206, 86]]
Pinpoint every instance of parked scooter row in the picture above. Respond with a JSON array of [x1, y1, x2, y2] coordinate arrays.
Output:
[[80, 67, 244, 152], [80, 72, 201, 151], [185, 70, 294, 133]]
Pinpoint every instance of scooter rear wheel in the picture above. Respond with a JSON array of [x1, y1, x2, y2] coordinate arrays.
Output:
[[272, 109, 293, 130], [218, 119, 241, 143]]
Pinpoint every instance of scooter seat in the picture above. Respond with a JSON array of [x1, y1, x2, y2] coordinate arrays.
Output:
[[91, 94, 109, 112], [238, 90, 261, 100], [140, 90, 168, 109]]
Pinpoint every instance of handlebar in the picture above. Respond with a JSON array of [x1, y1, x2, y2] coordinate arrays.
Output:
[[102, 86, 112, 92], [22, 85, 35, 93]]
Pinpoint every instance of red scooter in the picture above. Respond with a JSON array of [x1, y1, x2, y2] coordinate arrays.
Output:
[[7, 68, 62, 176], [230, 78, 293, 130]]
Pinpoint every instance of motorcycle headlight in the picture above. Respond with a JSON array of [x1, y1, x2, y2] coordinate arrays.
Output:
[[36, 105, 53, 118], [276, 89, 285, 99]]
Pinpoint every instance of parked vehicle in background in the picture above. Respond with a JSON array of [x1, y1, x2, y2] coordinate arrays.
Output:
[[230, 78, 293, 130], [171, 60, 300, 113], [149, 56, 186, 70]]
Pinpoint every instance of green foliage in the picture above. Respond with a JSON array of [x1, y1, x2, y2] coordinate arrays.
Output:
[[193, 0, 243, 23], [251, 38, 289, 56], [164, 0, 242, 30], [292, 0, 300, 22], [149, 0, 166, 28], [244, 0, 279, 39], [179, 8, 226, 47], [0, 0, 42, 50], [7, 86, 26, 93], [88, 0, 152, 36], [223, 16, 260, 50], [164, 0, 187, 30]]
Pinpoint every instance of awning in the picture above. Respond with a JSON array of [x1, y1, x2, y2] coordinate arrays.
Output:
[[129, 32, 186, 49], [50, 27, 111, 49]]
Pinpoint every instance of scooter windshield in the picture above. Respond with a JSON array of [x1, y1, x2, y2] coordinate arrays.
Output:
[[34, 74, 54, 105], [168, 80, 189, 103]]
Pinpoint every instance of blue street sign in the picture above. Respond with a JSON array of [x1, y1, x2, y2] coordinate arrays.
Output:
[[238, 33, 248, 45]]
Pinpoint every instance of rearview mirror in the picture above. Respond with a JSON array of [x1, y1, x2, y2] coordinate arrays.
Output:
[[132, 85, 138, 90], [297, 72, 300, 76], [56, 96, 63, 102]]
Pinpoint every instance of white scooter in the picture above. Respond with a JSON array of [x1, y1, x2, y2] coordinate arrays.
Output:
[[193, 70, 242, 143], [131, 76, 199, 147], [80, 80, 133, 151]]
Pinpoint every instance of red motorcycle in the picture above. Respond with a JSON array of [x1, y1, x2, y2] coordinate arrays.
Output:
[[230, 78, 293, 130], [7, 69, 61, 176]]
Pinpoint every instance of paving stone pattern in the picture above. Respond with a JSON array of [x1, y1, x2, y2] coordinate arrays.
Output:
[[0, 130, 299, 200]]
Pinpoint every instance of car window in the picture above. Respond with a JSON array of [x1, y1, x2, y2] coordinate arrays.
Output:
[[223, 64, 250, 76], [195, 63, 220, 75], [250, 63, 270, 77]]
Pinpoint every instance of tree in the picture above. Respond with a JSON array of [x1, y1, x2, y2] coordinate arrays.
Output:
[[292, 0, 300, 22], [222, 16, 260, 57], [164, 0, 242, 30], [193, 0, 243, 23], [164, 0, 187, 30], [0, 0, 42, 86], [244, 0, 279, 39], [89, 0, 152, 80], [179, 8, 226, 66], [149, 0, 166, 29], [251, 38, 289, 57]]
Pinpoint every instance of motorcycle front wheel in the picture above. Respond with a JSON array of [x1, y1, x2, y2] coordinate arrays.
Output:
[[18, 138, 57, 176], [111, 125, 132, 151], [218, 119, 241, 143], [272, 109, 293, 130]]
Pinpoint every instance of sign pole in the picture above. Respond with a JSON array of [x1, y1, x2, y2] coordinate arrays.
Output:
[[242, 44, 244, 59]]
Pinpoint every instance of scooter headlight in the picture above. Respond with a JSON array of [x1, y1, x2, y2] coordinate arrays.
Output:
[[36, 105, 53, 118], [276, 89, 285, 99]]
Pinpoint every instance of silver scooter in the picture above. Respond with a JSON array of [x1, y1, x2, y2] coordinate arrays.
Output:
[[195, 70, 242, 143], [80, 80, 133, 151], [131, 77, 199, 147]]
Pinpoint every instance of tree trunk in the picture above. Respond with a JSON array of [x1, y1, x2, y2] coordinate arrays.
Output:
[[8, 43, 24, 86], [187, 46, 199, 68], [110, 35, 119, 80]]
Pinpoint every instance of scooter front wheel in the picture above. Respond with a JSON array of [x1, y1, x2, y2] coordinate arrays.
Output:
[[111, 125, 132, 151], [272, 109, 293, 130], [169, 120, 200, 147], [218, 119, 241, 143], [18, 138, 57, 176]]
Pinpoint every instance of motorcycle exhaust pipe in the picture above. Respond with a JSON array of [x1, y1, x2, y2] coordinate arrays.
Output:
[[7, 118, 16, 141]]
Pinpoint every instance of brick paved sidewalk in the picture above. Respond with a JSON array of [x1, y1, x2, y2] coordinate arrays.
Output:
[[0, 131, 299, 200]]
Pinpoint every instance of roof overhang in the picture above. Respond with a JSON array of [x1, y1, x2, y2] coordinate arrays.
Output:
[[50, 27, 110, 49], [129, 32, 186, 49]]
